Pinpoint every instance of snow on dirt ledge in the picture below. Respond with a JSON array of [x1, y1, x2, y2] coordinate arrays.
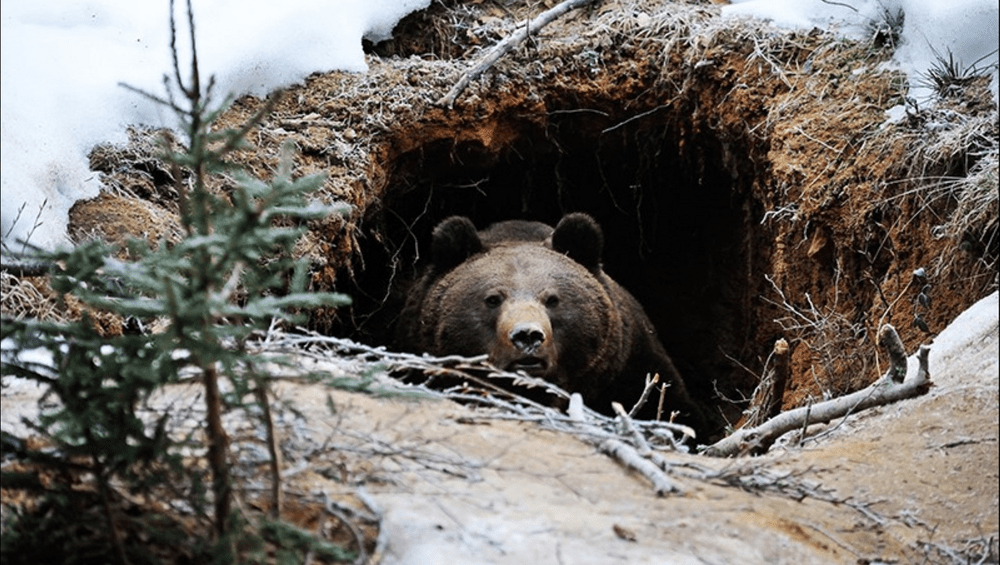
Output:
[[365, 291, 999, 565], [724, 0, 999, 105], [0, 0, 430, 250], [1, 300, 995, 563]]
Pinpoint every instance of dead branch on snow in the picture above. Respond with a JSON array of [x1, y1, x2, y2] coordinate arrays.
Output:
[[703, 324, 930, 457]]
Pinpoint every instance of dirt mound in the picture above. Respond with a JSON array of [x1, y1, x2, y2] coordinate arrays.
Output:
[[63, 0, 999, 438], [370, 293, 998, 564], [7, 291, 993, 563]]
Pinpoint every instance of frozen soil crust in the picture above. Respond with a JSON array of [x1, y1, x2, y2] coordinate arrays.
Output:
[[8, 0, 997, 561]]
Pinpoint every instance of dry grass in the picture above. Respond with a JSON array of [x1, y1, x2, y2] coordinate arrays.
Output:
[[0, 272, 70, 323], [763, 272, 875, 400], [877, 93, 999, 295]]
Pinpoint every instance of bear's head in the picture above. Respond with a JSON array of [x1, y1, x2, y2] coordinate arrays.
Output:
[[417, 214, 624, 392]]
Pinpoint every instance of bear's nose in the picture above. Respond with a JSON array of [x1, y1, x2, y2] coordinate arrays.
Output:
[[510, 323, 546, 354]]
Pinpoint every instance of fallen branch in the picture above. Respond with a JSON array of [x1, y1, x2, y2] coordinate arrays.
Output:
[[613, 402, 652, 455], [257, 330, 694, 496], [570, 395, 685, 495], [437, 0, 601, 108], [598, 438, 684, 496], [704, 325, 930, 457]]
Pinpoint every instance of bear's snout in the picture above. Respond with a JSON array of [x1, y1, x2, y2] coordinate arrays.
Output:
[[510, 323, 546, 354], [495, 299, 556, 375]]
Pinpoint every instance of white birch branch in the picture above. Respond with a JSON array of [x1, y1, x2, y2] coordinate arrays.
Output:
[[437, 0, 601, 108], [598, 438, 684, 495], [704, 325, 930, 457], [628, 373, 660, 418]]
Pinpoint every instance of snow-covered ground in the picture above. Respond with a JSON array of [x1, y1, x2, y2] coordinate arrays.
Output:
[[724, 0, 999, 103], [1, 0, 997, 251], [1, 0, 429, 250]]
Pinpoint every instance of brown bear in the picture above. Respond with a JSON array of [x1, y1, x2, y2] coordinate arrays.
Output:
[[395, 213, 704, 432]]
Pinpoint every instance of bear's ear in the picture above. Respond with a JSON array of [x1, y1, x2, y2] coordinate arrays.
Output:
[[431, 216, 483, 272], [552, 213, 603, 273]]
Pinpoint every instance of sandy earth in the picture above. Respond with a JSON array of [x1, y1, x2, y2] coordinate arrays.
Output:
[[7, 291, 992, 563], [270, 291, 997, 564]]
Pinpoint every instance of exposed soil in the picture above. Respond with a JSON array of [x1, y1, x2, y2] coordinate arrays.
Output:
[[4, 0, 998, 561]]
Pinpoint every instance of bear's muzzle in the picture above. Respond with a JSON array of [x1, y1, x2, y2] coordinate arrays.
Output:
[[510, 322, 546, 354], [496, 299, 557, 375]]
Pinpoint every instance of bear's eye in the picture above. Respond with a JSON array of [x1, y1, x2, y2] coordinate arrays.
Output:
[[544, 295, 560, 308], [484, 294, 503, 308]]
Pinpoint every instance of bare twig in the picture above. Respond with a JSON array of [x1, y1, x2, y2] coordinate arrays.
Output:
[[739, 338, 790, 429], [437, 0, 601, 108], [628, 373, 659, 418], [655, 383, 667, 422], [764, 272, 873, 398], [322, 497, 369, 565], [820, 0, 858, 12], [601, 104, 673, 134], [253, 376, 283, 518]]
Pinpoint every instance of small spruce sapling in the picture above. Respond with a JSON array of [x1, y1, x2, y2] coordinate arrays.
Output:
[[1, 0, 352, 560]]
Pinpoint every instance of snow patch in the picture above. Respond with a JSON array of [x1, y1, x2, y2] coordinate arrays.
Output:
[[1, 0, 429, 250], [724, 0, 999, 105]]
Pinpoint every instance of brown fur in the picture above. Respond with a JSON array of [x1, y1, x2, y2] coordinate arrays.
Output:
[[395, 214, 704, 432]]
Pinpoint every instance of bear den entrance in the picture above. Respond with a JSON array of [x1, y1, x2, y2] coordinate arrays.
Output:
[[337, 103, 773, 435]]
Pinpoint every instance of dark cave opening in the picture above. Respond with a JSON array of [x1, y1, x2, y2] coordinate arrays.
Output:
[[342, 110, 770, 427]]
